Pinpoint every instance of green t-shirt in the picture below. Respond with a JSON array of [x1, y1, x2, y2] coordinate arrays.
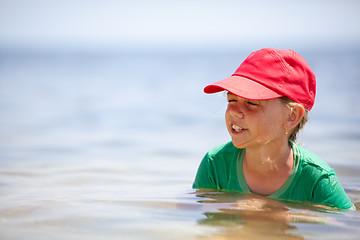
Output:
[[193, 141, 355, 210]]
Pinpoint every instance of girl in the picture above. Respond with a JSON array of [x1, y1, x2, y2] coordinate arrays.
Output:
[[193, 48, 355, 210]]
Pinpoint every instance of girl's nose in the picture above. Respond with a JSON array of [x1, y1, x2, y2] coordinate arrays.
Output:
[[228, 105, 244, 119]]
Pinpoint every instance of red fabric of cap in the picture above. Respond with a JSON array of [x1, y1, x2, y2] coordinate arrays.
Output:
[[204, 48, 316, 111]]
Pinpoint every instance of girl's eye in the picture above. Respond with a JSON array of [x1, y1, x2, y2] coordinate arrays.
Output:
[[247, 101, 259, 106]]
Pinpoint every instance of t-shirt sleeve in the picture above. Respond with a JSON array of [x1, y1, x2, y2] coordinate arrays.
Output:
[[312, 173, 355, 210], [192, 153, 217, 189]]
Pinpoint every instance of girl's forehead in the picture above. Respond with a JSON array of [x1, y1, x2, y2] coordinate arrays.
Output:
[[227, 92, 241, 98]]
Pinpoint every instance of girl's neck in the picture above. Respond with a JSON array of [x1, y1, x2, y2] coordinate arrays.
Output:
[[243, 140, 293, 175]]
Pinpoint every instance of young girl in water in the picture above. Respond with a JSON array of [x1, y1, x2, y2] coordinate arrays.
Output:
[[193, 48, 355, 210]]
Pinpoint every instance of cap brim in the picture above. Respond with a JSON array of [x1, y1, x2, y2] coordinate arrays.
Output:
[[204, 76, 283, 100]]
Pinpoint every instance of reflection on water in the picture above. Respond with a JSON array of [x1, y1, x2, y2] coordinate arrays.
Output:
[[193, 190, 343, 240]]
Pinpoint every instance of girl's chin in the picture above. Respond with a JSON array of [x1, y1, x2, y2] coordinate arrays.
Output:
[[231, 139, 248, 149]]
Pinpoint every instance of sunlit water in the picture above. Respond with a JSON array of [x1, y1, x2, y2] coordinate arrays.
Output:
[[0, 48, 359, 239]]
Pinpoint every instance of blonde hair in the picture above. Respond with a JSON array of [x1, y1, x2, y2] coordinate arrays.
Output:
[[281, 97, 309, 142]]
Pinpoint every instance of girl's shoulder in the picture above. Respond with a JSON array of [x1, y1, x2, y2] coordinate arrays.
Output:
[[291, 142, 334, 174]]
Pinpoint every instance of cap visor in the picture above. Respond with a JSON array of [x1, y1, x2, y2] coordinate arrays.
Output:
[[204, 76, 283, 100]]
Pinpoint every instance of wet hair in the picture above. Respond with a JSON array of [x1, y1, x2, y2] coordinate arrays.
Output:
[[281, 97, 309, 142]]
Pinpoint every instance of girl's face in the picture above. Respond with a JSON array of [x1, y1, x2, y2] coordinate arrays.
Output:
[[225, 93, 289, 149]]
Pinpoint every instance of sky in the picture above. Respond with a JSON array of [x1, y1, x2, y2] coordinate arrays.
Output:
[[0, 0, 360, 51]]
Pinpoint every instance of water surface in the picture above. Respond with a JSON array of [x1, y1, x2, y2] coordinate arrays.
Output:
[[0, 49, 359, 239]]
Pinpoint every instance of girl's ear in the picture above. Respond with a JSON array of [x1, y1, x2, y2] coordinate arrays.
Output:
[[284, 104, 305, 131]]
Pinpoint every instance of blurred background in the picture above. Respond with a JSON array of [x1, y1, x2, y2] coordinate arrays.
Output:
[[1, 0, 360, 176], [1, 0, 360, 50], [0, 1, 360, 239], [1, 0, 359, 167]]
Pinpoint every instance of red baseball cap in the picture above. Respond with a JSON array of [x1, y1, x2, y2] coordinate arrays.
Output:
[[204, 48, 316, 111]]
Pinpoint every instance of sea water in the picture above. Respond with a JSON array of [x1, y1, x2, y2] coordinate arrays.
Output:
[[0, 48, 359, 239]]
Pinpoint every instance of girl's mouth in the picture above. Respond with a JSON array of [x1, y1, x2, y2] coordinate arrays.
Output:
[[232, 124, 245, 133]]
